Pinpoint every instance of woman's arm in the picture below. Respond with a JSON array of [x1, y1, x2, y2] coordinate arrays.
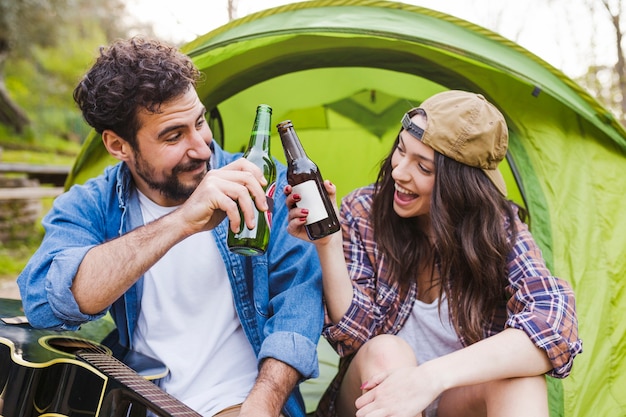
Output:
[[504, 216, 582, 377], [285, 181, 353, 323], [424, 328, 552, 391]]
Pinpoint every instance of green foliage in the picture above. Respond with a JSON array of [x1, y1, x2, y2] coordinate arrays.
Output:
[[0, 0, 156, 150], [0, 2, 141, 277], [6, 37, 103, 143], [0, 124, 81, 160], [0, 239, 41, 279], [0, 195, 52, 281], [0, 0, 136, 59], [0, 148, 78, 166], [4, 21, 112, 147], [0, 0, 72, 58]]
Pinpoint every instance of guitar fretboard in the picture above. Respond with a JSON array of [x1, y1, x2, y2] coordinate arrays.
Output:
[[78, 352, 201, 417]]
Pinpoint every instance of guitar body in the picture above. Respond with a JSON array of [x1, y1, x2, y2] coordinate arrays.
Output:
[[0, 298, 177, 417], [0, 340, 142, 417]]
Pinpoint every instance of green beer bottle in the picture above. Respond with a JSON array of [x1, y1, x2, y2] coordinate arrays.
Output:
[[227, 104, 276, 256]]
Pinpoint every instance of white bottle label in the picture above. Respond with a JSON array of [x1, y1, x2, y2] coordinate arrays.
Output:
[[292, 180, 329, 225]]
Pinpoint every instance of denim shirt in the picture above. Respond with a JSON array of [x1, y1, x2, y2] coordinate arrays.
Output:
[[17, 143, 324, 417]]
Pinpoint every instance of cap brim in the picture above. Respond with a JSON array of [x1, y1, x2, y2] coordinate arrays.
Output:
[[483, 168, 507, 197]]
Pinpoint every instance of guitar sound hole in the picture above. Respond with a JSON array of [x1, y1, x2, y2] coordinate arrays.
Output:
[[43, 336, 110, 356]]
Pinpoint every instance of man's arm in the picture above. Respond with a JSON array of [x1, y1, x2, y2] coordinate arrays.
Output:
[[71, 211, 189, 314], [72, 158, 269, 315], [240, 358, 301, 417]]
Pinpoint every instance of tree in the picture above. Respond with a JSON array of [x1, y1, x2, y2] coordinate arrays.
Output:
[[0, 0, 150, 137], [228, 0, 239, 21], [0, 0, 70, 133], [573, 0, 626, 125], [452, 0, 626, 126]]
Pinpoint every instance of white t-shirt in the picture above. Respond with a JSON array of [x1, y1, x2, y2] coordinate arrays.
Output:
[[132, 191, 258, 416], [396, 296, 463, 365]]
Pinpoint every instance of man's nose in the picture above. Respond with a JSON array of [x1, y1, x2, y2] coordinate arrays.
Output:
[[188, 131, 212, 160]]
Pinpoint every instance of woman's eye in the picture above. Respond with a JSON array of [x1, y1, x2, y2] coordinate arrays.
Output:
[[419, 164, 433, 174]]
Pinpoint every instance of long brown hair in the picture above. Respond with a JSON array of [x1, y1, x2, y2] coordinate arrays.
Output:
[[372, 136, 522, 344], [372, 135, 435, 290]]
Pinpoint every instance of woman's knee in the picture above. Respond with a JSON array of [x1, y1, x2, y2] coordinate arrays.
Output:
[[356, 334, 417, 369], [486, 376, 548, 416], [337, 335, 418, 417], [439, 376, 548, 417], [488, 375, 547, 400]]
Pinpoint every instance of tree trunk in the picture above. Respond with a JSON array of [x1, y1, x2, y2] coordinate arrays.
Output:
[[228, 0, 239, 21], [0, 48, 30, 134], [0, 78, 30, 134], [601, 0, 626, 124]]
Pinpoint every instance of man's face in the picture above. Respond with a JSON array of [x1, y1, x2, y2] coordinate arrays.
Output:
[[129, 88, 213, 206]]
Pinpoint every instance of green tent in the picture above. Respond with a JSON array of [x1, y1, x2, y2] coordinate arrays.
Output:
[[67, 1, 626, 416]]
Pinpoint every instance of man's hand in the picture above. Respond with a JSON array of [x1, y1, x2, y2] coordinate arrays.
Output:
[[180, 158, 268, 234]]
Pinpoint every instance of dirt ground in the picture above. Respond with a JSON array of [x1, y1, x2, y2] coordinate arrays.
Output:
[[0, 279, 20, 299]]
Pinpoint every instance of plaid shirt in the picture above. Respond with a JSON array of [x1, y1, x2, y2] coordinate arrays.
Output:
[[316, 185, 582, 417]]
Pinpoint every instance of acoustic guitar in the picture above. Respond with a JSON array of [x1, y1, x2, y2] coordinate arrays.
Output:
[[0, 298, 201, 417]]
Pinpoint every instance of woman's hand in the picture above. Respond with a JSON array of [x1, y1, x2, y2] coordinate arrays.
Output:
[[284, 179, 339, 244], [284, 183, 311, 242], [356, 366, 440, 417]]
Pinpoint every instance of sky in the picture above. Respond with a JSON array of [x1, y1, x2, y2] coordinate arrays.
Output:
[[124, 0, 615, 78]]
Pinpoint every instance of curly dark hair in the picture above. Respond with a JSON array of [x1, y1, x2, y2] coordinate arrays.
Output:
[[73, 37, 201, 147]]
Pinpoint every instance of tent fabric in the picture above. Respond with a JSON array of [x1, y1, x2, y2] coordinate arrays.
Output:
[[67, 1, 626, 416]]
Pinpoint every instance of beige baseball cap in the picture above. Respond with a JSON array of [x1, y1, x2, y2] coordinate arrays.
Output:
[[401, 90, 508, 196]]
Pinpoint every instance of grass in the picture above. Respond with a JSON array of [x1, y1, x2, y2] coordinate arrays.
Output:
[[0, 143, 78, 283], [0, 240, 42, 281], [2, 137, 79, 161], [0, 199, 51, 283]]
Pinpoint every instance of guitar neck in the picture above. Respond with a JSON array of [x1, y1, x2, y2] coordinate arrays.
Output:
[[78, 351, 202, 417]]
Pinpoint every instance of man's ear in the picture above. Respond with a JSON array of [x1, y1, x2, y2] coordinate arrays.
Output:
[[102, 129, 132, 162]]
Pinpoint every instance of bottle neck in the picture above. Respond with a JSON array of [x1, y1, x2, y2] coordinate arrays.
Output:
[[247, 106, 272, 153], [278, 123, 307, 161]]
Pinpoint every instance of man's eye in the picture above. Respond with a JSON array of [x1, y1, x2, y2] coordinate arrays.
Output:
[[165, 133, 181, 142]]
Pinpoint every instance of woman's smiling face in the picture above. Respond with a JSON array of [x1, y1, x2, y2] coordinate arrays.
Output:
[[390, 113, 436, 219]]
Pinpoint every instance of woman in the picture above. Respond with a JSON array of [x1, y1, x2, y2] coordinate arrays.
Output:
[[285, 90, 582, 417]]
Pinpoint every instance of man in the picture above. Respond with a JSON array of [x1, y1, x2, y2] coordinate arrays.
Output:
[[17, 37, 323, 417]]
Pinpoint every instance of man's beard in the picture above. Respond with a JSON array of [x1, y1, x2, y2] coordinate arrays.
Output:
[[134, 152, 209, 203]]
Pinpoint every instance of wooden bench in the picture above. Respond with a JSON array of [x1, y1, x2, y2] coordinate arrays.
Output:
[[0, 186, 64, 200], [0, 164, 69, 242], [0, 162, 70, 187]]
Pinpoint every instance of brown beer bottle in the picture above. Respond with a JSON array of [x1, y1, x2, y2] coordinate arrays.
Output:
[[277, 120, 340, 240], [227, 104, 276, 255]]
